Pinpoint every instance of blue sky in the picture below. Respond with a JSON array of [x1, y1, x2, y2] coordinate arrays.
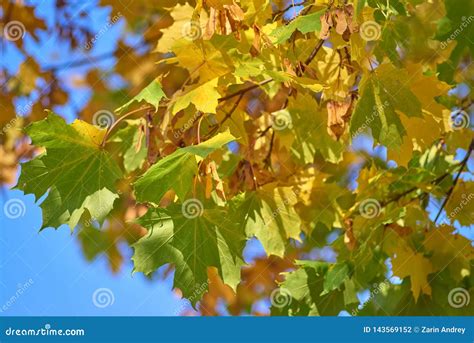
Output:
[[0, 189, 185, 316]]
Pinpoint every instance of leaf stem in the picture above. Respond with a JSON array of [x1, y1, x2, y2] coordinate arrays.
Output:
[[101, 106, 152, 147], [218, 78, 273, 103]]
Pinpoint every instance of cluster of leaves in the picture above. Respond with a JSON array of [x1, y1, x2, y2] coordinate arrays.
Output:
[[4, 0, 474, 315]]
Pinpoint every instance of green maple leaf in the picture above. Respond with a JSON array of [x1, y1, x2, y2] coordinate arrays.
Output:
[[321, 262, 351, 295], [110, 119, 147, 173], [15, 113, 123, 230], [134, 131, 235, 204], [350, 64, 422, 147], [436, 0, 474, 83], [272, 260, 348, 316], [270, 10, 325, 44], [115, 79, 166, 113], [231, 184, 301, 257], [444, 182, 474, 226], [288, 93, 344, 163], [282, 261, 329, 301], [132, 203, 246, 304]]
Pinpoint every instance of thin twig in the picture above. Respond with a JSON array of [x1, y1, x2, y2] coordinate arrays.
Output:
[[44, 33, 162, 71], [196, 114, 204, 144], [218, 78, 273, 103], [204, 93, 245, 139], [264, 130, 275, 167], [101, 106, 152, 147], [380, 171, 451, 208], [433, 138, 474, 224], [302, 39, 325, 72], [257, 125, 273, 138], [221, 92, 245, 126]]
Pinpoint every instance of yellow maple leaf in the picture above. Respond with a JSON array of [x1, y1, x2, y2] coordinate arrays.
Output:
[[71, 120, 106, 147], [392, 246, 435, 302], [172, 78, 220, 114], [424, 226, 474, 280]]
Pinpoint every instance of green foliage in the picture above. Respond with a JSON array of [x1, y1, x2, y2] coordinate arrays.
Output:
[[134, 131, 235, 204], [12, 0, 474, 316], [116, 80, 166, 113], [16, 113, 122, 230], [133, 203, 246, 304]]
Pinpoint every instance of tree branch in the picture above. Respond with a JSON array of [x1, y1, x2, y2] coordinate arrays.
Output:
[[43, 33, 162, 71], [217, 31, 327, 104], [264, 130, 275, 167], [433, 138, 474, 224], [302, 38, 325, 69], [218, 78, 273, 103]]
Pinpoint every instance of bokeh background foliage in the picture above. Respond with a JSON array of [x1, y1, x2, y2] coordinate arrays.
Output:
[[0, 0, 473, 316]]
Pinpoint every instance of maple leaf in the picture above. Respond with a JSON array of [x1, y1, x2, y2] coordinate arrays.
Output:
[[134, 131, 235, 204], [270, 9, 325, 44], [110, 120, 147, 173], [171, 78, 221, 114], [115, 79, 166, 113], [444, 182, 474, 226], [231, 184, 301, 257], [288, 93, 344, 163], [321, 262, 351, 295], [155, 3, 204, 53], [391, 247, 435, 302], [424, 226, 474, 281], [132, 203, 246, 304], [350, 63, 422, 148], [436, 0, 474, 83], [273, 260, 346, 316], [15, 113, 122, 230]]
